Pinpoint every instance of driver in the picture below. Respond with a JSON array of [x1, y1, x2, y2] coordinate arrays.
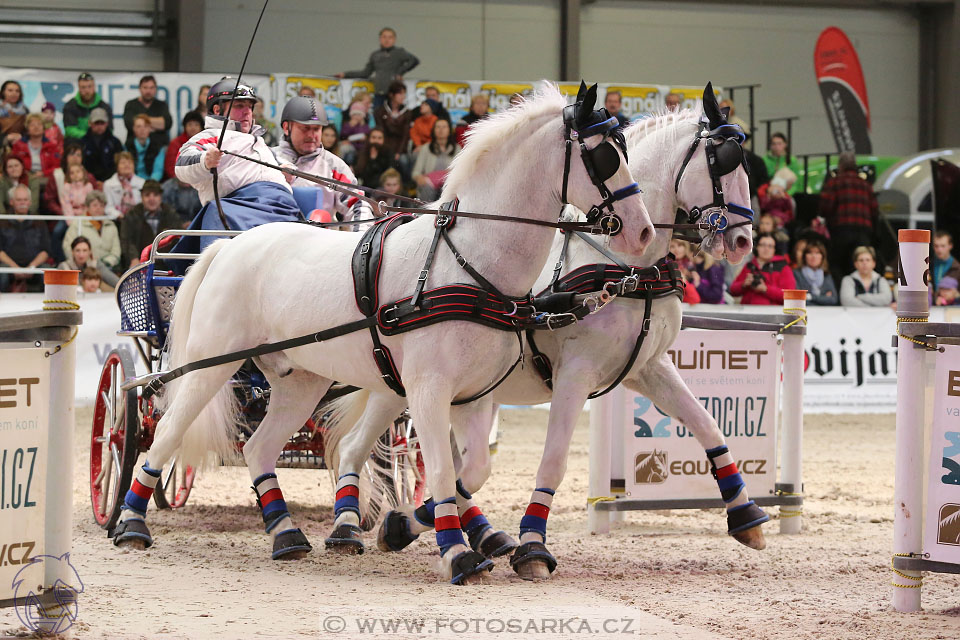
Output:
[[174, 77, 302, 253], [272, 96, 373, 225]]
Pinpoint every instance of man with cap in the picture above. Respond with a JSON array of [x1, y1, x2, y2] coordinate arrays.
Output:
[[273, 95, 372, 224], [81, 107, 124, 182], [63, 72, 113, 141], [173, 77, 302, 254]]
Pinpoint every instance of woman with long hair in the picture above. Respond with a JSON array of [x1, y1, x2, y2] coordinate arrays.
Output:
[[792, 239, 838, 305], [411, 118, 460, 201]]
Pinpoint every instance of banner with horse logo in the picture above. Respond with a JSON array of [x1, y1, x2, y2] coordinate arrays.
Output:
[[925, 345, 960, 563], [623, 330, 781, 500]]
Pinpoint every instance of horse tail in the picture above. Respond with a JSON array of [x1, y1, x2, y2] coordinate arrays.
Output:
[[162, 239, 240, 470]]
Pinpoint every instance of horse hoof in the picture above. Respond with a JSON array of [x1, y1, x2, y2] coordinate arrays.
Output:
[[377, 510, 418, 552], [116, 537, 148, 551], [110, 518, 153, 550], [478, 530, 519, 559], [732, 524, 767, 550], [510, 541, 557, 580], [449, 550, 494, 586], [324, 523, 364, 555], [273, 528, 313, 560]]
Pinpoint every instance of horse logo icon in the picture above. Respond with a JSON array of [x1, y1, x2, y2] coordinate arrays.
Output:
[[938, 504, 960, 546], [634, 450, 668, 484], [12, 552, 84, 634]]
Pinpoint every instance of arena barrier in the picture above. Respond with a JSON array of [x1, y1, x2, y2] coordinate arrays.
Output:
[[587, 291, 806, 536], [891, 229, 960, 612], [0, 271, 82, 627]]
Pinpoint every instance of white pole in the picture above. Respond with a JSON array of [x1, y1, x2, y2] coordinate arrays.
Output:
[[780, 289, 806, 534], [893, 229, 930, 612], [588, 393, 613, 535], [42, 270, 79, 597]]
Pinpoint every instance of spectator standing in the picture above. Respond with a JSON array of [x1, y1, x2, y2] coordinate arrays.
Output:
[[730, 231, 796, 305], [422, 86, 451, 123], [763, 132, 802, 195], [412, 119, 459, 201], [11, 114, 61, 180], [0, 184, 50, 292], [792, 239, 838, 306], [164, 111, 204, 180], [604, 91, 630, 128], [932, 230, 960, 291], [125, 114, 165, 182], [122, 75, 172, 148], [0, 155, 40, 214], [819, 151, 878, 279], [840, 245, 893, 307], [692, 251, 726, 304], [40, 102, 65, 149], [161, 176, 200, 225], [354, 128, 396, 186], [81, 108, 124, 182], [121, 180, 180, 268], [62, 191, 120, 271], [455, 93, 489, 148], [63, 72, 113, 141], [103, 151, 144, 219], [58, 235, 118, 290], [336, 27, 420, 109], [410, 100, 439, 150], [0, 80, 28, 141]]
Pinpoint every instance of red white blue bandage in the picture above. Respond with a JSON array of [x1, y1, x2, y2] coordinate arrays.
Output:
[[519, 488, 555, 542], [706, 445, 746, 504], [334, 473, 361, 517], [122, 463, 161, 517], [434, 498, 465, 554], [253, 472, 290, 533]]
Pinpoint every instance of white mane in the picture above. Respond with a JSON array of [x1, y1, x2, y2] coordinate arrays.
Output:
[[441, 83, 567, 198]]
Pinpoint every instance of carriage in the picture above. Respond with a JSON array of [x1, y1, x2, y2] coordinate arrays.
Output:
[[88, 225, 426, 533]]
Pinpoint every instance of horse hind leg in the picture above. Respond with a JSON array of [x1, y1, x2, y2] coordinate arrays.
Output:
[[625, 354, 769, 550], [243, 365, 332, 560]]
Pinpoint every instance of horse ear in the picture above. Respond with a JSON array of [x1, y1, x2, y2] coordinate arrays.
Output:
[[576, 80, 587, 101], [702, 82, 724, 128], [577, 84, 598, 124]]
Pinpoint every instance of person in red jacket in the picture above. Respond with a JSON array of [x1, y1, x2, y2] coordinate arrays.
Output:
[[163, 110, 204, 180], [730, 232, 796, 305], [10, 114, 61, 180]]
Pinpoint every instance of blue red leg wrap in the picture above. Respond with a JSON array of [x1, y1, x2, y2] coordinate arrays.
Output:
[[519, 487, 555, 542], [434, 498, 464, 555], [122, 463, 161, 517], [333, 472, 361, 517]]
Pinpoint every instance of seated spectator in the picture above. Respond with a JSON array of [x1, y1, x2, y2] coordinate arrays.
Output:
[[339, 101, 371, 165], [355, 129, 396, 186], [423, 86, 451, 123], [0, 80, 28, 142], [81, 108, 124, 182], [161, 176, 201, 226], [664, 92, 682, 111], [103, 151, 144, 218], [669, 239, 702, 304], [758, 168, 796, 228], [756, 213, 789, 256], [730, 231, 796, 305], [62, 191, 121, 272], [0, 184, 50, 292], [839, 246, 893, 307], [11, 114, 61, 181], [932, 230, 960, 290], [320, 125, 340, 157], [254, 97, 278, 147], [763, 132, 802, 195], [164, 111, 204, 180], [60, 163, 94, 217], [412, 119, 459, 201], [43, 142, 98, 216], [126, 114, 165, 182], [120, 180, 181, 268], [377, 168, 405, 207], [298, 86, 316, 98], [692, 250, 726, 304], [40, 102, 64, 150], [0, 155, 40, 214], [374, 81, 413, 164], [410, 100, 439, 150], [934, 276, 960, 307], [604, 90, 630, 128], [718, 99, 751, 149], [196, 85, 210, 116], [792, 239, 838, 306], [58, 235, 118, 290], [122, 75, 172, 148], [79, 266, 104, 293], [455, 93, 490, 147], [63, 72, 113, 141], [791, 237, 808, 269]]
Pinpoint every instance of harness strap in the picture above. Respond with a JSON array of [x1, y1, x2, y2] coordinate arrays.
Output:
[[549, 231, 573, 291], [526, 330, 554, 390], [450, 331, 524, 406], [587, 288, 655, 399], [411, 216, 448, 308], [440, 227, 515, 302], [571, 230, 634, 275]]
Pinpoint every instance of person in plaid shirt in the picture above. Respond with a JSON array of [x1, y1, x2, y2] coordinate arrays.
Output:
[[819, 151, 878, 279]]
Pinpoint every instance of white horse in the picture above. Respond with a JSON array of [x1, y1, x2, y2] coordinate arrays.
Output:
[[109, 83, 655, 585], [324, 87, 766, 580]]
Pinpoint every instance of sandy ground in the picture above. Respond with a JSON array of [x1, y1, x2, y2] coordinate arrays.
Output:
[[3, 408, 960, 640]]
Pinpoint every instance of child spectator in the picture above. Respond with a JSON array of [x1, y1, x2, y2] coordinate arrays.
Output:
[[164, 111, 204, 180], [377, 168, 405, 207], [60, 163, 94, 217], [792, 239, 838, 305], [11, 114, 61, 180], [62, 191, 120, 272], [80, 265, 102, 293], [40, 102, 64, 149], [410, 100, 439, 150], [758, 168, 795, 228], [839, 246, 893, 307], [58, 235, 118, 290], [43, 142, 98, 216], [423, 86, 451, 123], [412, 118, 459, 201], [354, 129, 397, 187], [455, 94, 489, 147], [756, 213, 790, 256], [0, 80, 27, 141], [730, 231, 796, 305], [103, 151, 144, 219], [0, 155, 40, 214], [125, 113, 165, 182], [320, 125, 340, 157], [339, 100, 371, 165], [81, 108, 124, 182], [934, 276, 960, 307]]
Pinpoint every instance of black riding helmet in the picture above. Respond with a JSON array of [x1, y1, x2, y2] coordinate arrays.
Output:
[[280, 96, 327, 142], [206, 77, 258, 114]]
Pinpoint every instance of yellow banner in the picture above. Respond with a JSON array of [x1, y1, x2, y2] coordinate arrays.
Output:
[[414, 81, 472, 112], [480, 82, 534, 112], [605, 85, 661, 118]]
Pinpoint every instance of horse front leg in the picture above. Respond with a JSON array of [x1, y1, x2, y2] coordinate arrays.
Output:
[[625, 353, 769, 549], [510, 374, 593, 580]]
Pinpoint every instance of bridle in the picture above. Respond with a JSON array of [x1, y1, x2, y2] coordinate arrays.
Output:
[[668, 120, 754, 242], [559, 102, 641, 237]]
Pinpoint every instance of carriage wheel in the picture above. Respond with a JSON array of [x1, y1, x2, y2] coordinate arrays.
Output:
[[89, 349, 140, 530], [152, 459, 195, 510]]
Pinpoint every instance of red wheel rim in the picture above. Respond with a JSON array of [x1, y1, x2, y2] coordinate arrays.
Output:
[[89, 352, 128, 527]]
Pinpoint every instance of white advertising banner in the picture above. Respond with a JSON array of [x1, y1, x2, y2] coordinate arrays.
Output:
[[623, 330, 781, 500], [0, 348, 50, 601], [924, 344, 960, 564]]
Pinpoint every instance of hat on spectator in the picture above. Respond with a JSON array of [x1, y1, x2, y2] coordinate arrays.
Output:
[[348, 100, 368, 117], [771, 167, 797, 191], [423, 98, 441, 116], [89, 108, 109, 124], [940, 276, 959, 292], [41, 101, 56, 113], [141, 180, 162, 195]]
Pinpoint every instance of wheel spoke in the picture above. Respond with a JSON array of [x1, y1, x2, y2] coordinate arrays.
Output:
[[110, 443, 122, 479]]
